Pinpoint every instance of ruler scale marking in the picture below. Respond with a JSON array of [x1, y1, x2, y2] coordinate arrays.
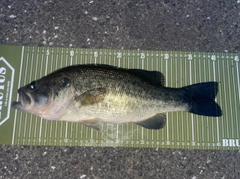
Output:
[[2, 46, 239, 149]]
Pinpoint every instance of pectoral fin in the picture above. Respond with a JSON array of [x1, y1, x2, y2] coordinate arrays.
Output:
[[75, 88, 106, 106], [81, 118, 103, 131], [136, 114, 166, 130]]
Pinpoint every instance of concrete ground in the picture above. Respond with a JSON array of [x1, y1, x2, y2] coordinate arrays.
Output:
[[1, 0, 240, 178]]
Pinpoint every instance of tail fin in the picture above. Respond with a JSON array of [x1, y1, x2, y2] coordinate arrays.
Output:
[[186, 82, 222, 117]]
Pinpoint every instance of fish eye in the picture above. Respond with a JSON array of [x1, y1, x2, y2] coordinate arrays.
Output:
[[61, 77, 69, 87], [30, 81, 37, 90]]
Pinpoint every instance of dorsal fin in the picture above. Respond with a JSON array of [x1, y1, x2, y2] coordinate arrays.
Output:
[[128, 69, 165, 87]]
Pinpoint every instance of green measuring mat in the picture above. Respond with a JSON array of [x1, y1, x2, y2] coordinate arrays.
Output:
[[0, 45, 239, 150]]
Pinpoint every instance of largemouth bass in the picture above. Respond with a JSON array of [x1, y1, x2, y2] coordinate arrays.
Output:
[[11, 64, 222, 131]]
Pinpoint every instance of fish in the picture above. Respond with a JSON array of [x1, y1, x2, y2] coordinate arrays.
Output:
[[11, 64, 222, 131]]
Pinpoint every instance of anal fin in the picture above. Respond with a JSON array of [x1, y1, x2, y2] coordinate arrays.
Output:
[[136, 114, 166, 130], [81, 118, 103, 131]]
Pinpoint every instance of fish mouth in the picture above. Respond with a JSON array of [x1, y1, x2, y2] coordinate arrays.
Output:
[[11, 89, 34, 110]]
